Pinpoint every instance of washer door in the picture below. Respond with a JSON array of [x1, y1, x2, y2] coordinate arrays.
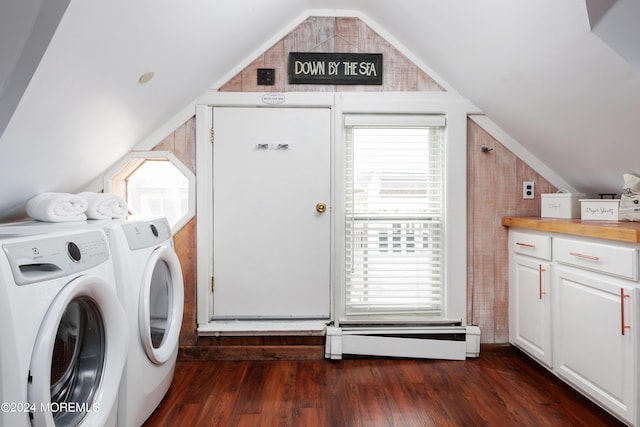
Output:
[[29, 275, 128, 426], [139, 245, 184, 365]]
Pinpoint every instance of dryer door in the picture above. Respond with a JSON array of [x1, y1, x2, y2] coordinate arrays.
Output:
[[29, 275, 128, 427], [138, 245, 184, 364]]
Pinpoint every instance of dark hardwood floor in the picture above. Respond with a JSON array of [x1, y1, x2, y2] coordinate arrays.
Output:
[[144, 345, 625, 427]]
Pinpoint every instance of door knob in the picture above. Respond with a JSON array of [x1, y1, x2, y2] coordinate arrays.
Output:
[[315, 203, 327, 213]]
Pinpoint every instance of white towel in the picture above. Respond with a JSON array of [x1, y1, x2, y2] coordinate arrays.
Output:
[[26, 192, 88, 222], [78, 192, 128, 219]]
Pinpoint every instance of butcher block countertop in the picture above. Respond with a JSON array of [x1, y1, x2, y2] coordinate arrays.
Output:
[[502, 217, 640, 244]]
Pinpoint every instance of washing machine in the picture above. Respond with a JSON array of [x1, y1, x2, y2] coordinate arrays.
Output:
[[103, 217, 184, 427], [0, 228, 128, 427], [0, 231, 20, 425]]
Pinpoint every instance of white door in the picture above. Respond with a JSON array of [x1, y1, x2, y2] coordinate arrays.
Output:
[[212, 107, 331, 318]]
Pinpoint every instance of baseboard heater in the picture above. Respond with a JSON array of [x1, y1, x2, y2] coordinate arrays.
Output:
[[325, 325, 481, 360]]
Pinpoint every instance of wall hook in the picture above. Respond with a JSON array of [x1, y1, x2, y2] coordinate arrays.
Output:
[[480, 144, 493, 153]]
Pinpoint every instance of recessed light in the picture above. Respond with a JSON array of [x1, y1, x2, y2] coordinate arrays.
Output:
[[138, 72, 155, 84]]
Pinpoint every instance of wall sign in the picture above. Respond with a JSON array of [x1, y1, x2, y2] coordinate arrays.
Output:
[[288, 52, 383, 85]]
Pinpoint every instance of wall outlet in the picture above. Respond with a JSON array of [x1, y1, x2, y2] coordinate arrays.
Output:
[[523, 181, 535, 199], [257, 68, 275, 85]]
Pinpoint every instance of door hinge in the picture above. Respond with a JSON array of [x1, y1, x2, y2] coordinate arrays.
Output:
[[211, 276, 214, 292], [210, 128, 214, 144]]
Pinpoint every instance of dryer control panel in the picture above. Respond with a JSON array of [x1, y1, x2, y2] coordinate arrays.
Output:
[[2, 230, 110, 285], [122, 217, 172, 250]]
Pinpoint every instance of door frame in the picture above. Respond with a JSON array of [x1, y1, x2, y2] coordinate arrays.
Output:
[[195, 92, 336, 329]]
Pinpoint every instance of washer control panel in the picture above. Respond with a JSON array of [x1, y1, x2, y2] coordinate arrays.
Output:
[[2, 230, 110, 285]]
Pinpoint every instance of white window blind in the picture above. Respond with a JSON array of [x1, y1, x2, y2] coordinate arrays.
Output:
[[344, 115, 445, 318]]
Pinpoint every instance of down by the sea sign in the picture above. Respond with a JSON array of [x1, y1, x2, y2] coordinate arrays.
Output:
[[288, 52, 383, 85]]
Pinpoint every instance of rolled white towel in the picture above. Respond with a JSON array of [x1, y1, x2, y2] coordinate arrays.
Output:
[[26, 192, 88, 222], [78, 192, 128, 219]]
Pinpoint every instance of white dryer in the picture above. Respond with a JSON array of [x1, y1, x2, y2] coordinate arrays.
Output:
[[0, 228, 128, 427], [104, 218, 184, 427]]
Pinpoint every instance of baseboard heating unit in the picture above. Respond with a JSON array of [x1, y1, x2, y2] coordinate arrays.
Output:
[[325, 325, 481, 360]]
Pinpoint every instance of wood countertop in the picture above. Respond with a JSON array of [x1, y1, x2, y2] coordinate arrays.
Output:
[[501, 217, 640, 244]]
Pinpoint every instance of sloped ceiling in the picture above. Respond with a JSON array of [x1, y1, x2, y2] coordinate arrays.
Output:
[[1, 0, 639, 221]]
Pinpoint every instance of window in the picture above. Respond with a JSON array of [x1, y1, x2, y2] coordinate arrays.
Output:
[[104, 151, 195, 233], [126, 160, 189, 228], [344, 115, 445, 319]]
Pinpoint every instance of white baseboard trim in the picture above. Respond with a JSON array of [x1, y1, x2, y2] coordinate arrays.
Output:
[[198, 320, 328, 336]]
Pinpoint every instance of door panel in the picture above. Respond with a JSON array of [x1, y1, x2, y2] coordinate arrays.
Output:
[[212, 107, 331, 318], [511, 255, 551, 367], [553, 266, 635, 422]]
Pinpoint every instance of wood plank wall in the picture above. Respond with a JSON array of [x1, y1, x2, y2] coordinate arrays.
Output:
[[220, 16, 444, 92], [143, 16, 557, 358], [467, 120, 556, 343]]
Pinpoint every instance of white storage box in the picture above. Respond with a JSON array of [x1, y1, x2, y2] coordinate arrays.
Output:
[[580, 199, 620, 221], [541, 193, 586, 218]]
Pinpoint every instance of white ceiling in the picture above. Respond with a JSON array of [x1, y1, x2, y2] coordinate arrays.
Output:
[[1, 0, 639, 221]]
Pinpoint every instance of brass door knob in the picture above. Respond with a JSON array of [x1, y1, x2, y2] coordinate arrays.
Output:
[[315, 203, 327, 213]]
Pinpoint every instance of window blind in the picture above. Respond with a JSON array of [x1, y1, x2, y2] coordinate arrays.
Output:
[[344, 115, 445, 318]]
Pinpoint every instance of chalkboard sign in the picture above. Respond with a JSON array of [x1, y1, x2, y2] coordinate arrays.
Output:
[[288, 52, 383, 85]]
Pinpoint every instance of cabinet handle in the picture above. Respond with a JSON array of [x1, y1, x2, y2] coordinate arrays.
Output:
[[515, 242, 536, 248], [539, 264, 547, 300], [569, 252, 600, 261], [621, 288, 631, 336]]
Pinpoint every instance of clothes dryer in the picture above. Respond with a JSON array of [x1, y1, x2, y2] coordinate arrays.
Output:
[[0, 228, 128, 427], [103, 217, 184, 427]]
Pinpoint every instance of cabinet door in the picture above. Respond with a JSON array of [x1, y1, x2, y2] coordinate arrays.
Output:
[[510, 255, 552, 367], [553, 265, 636, 424]]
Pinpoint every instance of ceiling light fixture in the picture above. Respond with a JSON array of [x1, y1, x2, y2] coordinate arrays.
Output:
[[138, 72, 155, 84]]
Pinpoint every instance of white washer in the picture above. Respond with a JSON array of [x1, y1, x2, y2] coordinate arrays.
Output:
[[104, 218, 184, 427], [0, 228, 128, 427]]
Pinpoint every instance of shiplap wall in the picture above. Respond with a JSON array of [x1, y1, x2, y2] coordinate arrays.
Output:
[[154, 16, 556, 356]]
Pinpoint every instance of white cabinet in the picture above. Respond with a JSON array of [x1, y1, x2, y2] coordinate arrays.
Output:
[[508, 228, 639, 426], [554, 265, 636, 424], [509, 231, 552, 368]]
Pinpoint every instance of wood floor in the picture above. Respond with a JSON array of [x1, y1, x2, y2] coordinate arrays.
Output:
[[144, 345, 625, 427]]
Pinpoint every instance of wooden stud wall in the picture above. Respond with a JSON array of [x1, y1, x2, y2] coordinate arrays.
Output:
[[144, 17, 558, 358]]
